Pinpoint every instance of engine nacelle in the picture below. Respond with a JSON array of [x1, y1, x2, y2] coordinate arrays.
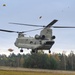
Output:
[[40, 35, 45, 39], [35, 34, 40, 39], [52, 36, 56, 39], [35, 34, 45, 39]]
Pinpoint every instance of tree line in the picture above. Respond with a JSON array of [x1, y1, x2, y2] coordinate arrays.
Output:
[[0, 51, 75, 70]]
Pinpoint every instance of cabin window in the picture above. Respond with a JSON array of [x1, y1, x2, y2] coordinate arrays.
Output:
[[26, 39, 28, 41], [34, 42, 36, 44], [30, 41, 33, 44], [40, 41, 42, 44]]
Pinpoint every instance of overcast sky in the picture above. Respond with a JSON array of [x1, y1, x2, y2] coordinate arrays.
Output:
[[0, 0, 75, 55]]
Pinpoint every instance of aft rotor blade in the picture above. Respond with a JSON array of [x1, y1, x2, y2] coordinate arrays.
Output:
[[9, 22, 44, 27], [0, 29, 18, 33], [52, 26, 75, 28], [9, 19, 58, 28], [45, 19, 58, 28]]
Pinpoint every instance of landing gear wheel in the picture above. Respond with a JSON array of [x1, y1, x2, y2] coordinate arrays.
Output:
[[49, 50, 51, 53], [31, 49, 35, 54], [31, 49, 38, 54], [35, 50, 38, 53], [20, 49, 23, 52]]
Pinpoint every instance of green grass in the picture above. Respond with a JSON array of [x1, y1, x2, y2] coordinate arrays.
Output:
[[0, 70, 75, 75]]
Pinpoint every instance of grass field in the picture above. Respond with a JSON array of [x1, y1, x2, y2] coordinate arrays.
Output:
[[0, 70, 75, 75], [0, 67, 75, 75]]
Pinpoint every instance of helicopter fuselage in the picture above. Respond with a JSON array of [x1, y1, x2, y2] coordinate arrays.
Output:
[[15, 28, 55, 52], [15, 36, 55, 51]]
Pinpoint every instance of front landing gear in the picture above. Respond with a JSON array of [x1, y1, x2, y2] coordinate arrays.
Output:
[[31, 49, 38, 54], [20, 48, 23, 52]]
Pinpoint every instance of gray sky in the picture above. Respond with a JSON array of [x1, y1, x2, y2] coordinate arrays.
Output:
[[0, 0, 75, 55]]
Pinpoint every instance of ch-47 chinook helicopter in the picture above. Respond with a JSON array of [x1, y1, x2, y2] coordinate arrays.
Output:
[[0, 19, 75, 53]]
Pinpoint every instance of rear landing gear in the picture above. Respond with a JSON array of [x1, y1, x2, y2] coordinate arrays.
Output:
[[20, 48, 23, 52], [49, 50, 51, 53]]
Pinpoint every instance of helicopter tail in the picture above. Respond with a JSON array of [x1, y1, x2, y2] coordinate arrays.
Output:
[[40, 19, 58, 40]]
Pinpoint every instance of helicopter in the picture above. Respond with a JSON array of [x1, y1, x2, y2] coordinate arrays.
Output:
[[0, 19, 75, 53]]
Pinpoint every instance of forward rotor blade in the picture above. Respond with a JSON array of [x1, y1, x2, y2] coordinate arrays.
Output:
[[52, 26, 75, 28], [9, 22, 44, 27], [0, 28, 43, 33], [22, 28, 43, 33], [0, 29, 18, 33]]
